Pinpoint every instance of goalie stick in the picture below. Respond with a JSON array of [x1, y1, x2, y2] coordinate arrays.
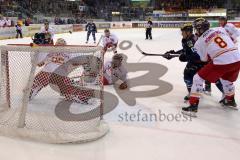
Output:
[[136, 44, 180, 58]]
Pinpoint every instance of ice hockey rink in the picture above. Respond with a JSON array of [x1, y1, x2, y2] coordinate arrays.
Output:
[[0, 28, 240, 160]]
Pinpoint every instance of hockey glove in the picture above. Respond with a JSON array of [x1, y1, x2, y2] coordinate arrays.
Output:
[[119, 82, 128, 90], [163, 52, 173, 60]]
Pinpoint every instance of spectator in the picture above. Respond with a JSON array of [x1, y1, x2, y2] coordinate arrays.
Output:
[[54, 17, 59, 25], [16, 22, 23, 38], [5, 17, 12, 27], [17, 18, 23, 27], [25, 17, 31, 26], [0, 16, 5, 28]]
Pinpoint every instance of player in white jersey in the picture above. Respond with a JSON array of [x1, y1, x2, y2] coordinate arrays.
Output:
[[219, 17, 240, 43], [102, 29, 119, 54], [103, 54, 128, 90], [29, 38, 94, 104], [182, 18, 240, 117], [40, 21, 54, 44]]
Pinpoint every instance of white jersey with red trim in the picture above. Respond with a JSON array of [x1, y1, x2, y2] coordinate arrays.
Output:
[[104, 61, 127, 84], [37, 52, 74, 76], [102, 34, 118, 48], [223, 23, 240, 43], [194, 27, 240, 65], [40, 26, 55, 39]]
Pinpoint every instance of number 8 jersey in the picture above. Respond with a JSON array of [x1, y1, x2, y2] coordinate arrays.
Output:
[[194, 27, 240, 65]]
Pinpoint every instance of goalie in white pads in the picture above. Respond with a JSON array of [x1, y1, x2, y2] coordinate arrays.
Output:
[[182, 18, 240, 117], [29, 38, 94, 104], [219, 16, 240, 44], [103, 54, 128, 90], [102, 29, 119, 54]]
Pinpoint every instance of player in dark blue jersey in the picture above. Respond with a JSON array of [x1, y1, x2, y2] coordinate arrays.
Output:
[[85, 20, 97, 44], [163, 24, 223, 101]]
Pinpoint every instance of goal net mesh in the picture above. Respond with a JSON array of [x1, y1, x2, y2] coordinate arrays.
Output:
[[0, 44, 108, 143]]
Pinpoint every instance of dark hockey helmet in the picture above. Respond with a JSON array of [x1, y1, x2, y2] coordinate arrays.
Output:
[[44, 20, 49, 25], [104, 29, 110, 33], [181, 24, 193, 32], [193, 18, 210, 36], [219, 16, 227, 21], [219, 16, 228, 27]]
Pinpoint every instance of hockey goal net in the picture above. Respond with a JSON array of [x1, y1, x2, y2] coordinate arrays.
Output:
[[0, 44, 108, 143]]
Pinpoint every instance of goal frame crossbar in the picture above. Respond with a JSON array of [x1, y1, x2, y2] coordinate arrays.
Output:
[[0, 44, 103, 53]]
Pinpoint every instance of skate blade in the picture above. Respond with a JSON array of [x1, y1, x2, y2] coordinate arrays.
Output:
[[181, 111, 197, 118], [221, 104, 239, 110]]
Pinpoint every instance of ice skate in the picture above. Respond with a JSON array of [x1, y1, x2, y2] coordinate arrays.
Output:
[[182, 104, 198, 117], [220, 97, 239, 110]]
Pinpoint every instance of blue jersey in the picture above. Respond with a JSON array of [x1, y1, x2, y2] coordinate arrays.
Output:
[[85, 23, 97, 32]]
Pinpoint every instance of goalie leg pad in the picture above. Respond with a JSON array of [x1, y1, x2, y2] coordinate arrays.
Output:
[[30, 71, 51, 100], [49, 73, 94, 103]]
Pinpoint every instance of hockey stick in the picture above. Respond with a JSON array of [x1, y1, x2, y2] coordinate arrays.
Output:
[[96, 35, 103, 46], [136, 44, 180, 58]]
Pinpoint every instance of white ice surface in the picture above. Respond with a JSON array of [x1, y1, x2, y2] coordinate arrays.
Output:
[[0, 28, 240, 160]]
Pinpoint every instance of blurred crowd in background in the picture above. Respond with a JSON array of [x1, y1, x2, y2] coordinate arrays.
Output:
[[0, 0, 240, 27]]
